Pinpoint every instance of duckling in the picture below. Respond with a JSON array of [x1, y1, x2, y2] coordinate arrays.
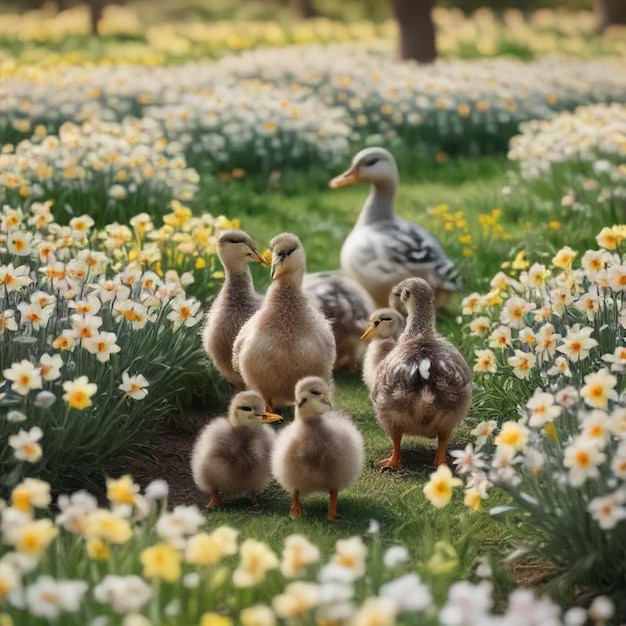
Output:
[[360, 307, 405, 393], [232, 233, 336, 410], [329, 147, 457, 308], [302, 270, 375, 373], [202, 229, 270, 391], [271, 376, 364, 521], [190, 390, 282, 508], [371, 277, 472, 468]]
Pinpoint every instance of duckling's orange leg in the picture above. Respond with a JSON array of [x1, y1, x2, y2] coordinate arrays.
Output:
[[289, 490, 305, 520], [378, 432, 402, 469], [208, 491, 223, 508], [435, 432, 450, 466], [327, 488, 338, 522]]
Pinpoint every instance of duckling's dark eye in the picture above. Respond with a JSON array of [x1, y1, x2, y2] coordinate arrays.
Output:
[[225, 238, 243, 245], [310, 389, 321, 396], [278, 245, 297, 259], [380, 316, 392, 322], [364, 157, 379, 167], [239, 406, 252, 411], [402, 289, 411, 301]]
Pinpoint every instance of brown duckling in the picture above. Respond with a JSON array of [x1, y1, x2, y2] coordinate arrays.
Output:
[[371, 277, 472, 468], [360, 307, 405, 393], [271, 376, 364, 521], [202, 229, 270, 391], [232, 233, 336, 410], [302, 270, 375, 373], [190, 390, 281, 508]]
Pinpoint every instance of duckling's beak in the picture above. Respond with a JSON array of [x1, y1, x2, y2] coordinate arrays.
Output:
[[360, 322, 377, 340], [270, 255, 282, 280], [329, 166, 360, 188], [249, 247, 271, 266], [261, 411, 282, 423]]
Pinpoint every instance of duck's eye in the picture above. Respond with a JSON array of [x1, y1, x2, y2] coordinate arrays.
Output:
[[278, 245, 297, 259], [239, 406, 252, 412], [225, 238, 243, 245], [380, 316, 392, 322], [402, 289, 411, 301], [310, 389, 321, 396], [364, 157, 379, 167]]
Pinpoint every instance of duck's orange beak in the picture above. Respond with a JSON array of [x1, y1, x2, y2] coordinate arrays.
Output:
[[360, 322, 377, 340], [261, 411, 282, 423], [250, 247, 271, 266], [329, 166, 360, 189]]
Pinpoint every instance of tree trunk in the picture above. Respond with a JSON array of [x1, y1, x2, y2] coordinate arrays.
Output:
[[290, 0, 317, 20], [390, 0, 436, 64], [88, 0, 104, 36], [594, 0, 626, 33]]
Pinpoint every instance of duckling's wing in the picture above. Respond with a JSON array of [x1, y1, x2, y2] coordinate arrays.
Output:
[[357, 219, 458, 290], [373, 340, 470, 411]]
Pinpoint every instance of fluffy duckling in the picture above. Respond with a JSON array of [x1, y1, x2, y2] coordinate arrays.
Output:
[[272, 376, 364, 521], [371, 277, 472, 468], [360, 307, 405, 393], [232, 233, 336, 410], [190, 390, 282, 508], [302, 270, 375, 373], [202, 229, 270, 391], [329, 147, 457, 308]]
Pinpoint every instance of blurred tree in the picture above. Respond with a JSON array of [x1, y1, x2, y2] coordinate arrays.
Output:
[[290, 0, 317, 19], [391, 0, 436, 63], [593, 0, 626, 31]]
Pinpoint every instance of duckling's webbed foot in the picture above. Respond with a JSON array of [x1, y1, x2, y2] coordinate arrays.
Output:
[[207, 491, 223, 508], [289, 490, 305, 520], [327, 488, 338, 522], [378, 432, 402, 470]]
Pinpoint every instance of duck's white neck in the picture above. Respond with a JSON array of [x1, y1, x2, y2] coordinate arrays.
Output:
[[268, 268, 305, 294], [357, 180, 397, 225]]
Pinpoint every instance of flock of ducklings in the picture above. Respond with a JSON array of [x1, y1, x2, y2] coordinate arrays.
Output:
[[192, 147, 471, 521]]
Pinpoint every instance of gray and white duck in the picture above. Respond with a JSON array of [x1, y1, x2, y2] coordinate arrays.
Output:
[[330, 147, 458, 308]]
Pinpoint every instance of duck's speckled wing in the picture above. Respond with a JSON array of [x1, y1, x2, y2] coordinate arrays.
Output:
[[346, 218, 458, 290]]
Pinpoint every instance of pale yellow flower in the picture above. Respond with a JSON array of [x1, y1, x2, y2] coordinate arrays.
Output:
[[552, 246, 577, 269], [280, 534, 320, 578], [580, 369, 618, 410], [331, 536, 367, 578], [240, 605, 276, 626], [423, 465, 462, 509], [233, 539, 278, 588], [272, 581, 319, 618], [11, 478, 51, 512], [200, 613, 233, 626], [140, 543, 182, 582], [494, 421, 529, 451], [107, 475, 140, 507], [352, 597, 397, 626], [13, 519, 58, 556], [473, 349, 497, 374], [84, 510, 133, 544], [507, 349, 536, 379], [185, 532, 222, 566], [62, 375, 97, 410]]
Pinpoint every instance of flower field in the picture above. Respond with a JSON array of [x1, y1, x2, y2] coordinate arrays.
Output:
[[0, 3, 625, 625]]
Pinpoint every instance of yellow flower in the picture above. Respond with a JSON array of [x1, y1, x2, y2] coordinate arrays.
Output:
[[511, 250, 529, 270], [200, 614, 233, 626], [62, 375, 97, 410], [11, 478, 51, 512], [215, 215, 241, 230], [423, 465, 462, 509], [185, 532, 222, 566], [233, 539, 279, 588], [544, 422, 558, 442], [141, 542, 182, 582], [596, 226, 623, 250], [240, 605, 276, 626], [427, 540, 459, 574], [549, 220, 561, 230], [495, 421, 529, 451], [107, 474, 139, 507], [195, 257, 207, 269], [464, 488, 484, 511], [14, 519, 58, 556], [86, 537, 111, 561], [84, 510, 133, 544], [552, 246, 577, 269]]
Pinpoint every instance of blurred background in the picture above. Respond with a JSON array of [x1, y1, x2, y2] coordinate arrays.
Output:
[[2, 0, 625, 64]]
